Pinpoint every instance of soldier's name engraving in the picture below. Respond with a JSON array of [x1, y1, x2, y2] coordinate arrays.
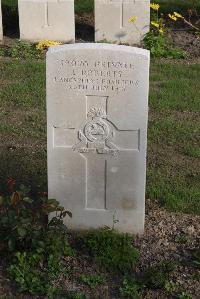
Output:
[[54, 59, 138, 93]]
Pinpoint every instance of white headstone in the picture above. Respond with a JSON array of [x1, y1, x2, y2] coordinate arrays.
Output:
[[0, 0, 3, 41], [18, 0, 75, 42], [47, 44, 150, 234], [95, 0, 150, 44]]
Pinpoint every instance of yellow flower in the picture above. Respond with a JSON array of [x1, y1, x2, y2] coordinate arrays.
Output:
[[150, 3, 160, 11], [36, 40, 62, 51], [128, 16, 138, 24], [159, 29, 164, 34], [151, 21, 159, 28], [168, 14, 177, 21], [174, 12, 184, 19]]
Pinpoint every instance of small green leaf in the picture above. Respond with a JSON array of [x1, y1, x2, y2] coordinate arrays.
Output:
[[23, 197, 33, 203], [8, 238, 15, 251], [17, 227, 27, 237], [0, 196, 4, 205], [48, 198, 59, 205]]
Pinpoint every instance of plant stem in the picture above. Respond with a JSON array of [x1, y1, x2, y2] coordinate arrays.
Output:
[[184, 18, 200, 31]]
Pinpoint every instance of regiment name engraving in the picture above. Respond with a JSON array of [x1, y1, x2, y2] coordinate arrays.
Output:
[[53, 59, 139, 93]]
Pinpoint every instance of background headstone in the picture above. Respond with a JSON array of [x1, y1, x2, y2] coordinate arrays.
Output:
[[95, 0, 150, 44], [47, 44, 150, 234], [0, 0, 2, 41], [18, 0, 75, 42]]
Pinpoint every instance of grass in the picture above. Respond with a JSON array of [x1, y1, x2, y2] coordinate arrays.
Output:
[[0, 60, 47, 192], [0, 60, 45, 108], [147, 61, 200, 214], [77, 228, 139, 272], [0, 58, 199, 215], [150, 63, 200, 111], [2, 0, 17, 6], [75, 0, 94, 13]]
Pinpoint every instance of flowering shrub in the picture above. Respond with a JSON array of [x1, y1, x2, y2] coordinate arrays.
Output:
[[129, 2, 199, 58], [168, 11, 200, 33], [150, 3, 165, 34], [0, 184, 72, 253], [36, 40, 62, 51], [0, 40, 62, 59], [0, 183, 73, 295], [146, 3, 185, 58]]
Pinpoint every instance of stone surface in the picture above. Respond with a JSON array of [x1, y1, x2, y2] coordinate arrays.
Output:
[[95, 0, 150, 44], [18, 0, 75, 42], [47, 44, 150, 234], [0, 0, 3, 41]]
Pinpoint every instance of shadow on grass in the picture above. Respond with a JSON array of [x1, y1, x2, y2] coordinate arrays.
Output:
[[0, 147, 47, 195]]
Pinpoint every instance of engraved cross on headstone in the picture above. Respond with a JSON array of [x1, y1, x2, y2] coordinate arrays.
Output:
[[44, 1, 50, 27], [53, 95, 139, 211], [110, 0, 129, 28]]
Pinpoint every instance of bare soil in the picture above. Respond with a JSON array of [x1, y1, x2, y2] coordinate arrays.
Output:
[[171, 30, 200, 58]]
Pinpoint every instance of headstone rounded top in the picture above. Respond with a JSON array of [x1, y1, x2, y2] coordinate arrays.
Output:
[[47, 43, 150, 58]]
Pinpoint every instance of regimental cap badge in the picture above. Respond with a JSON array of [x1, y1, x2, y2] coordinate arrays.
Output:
[[87, 107, 107, 119]]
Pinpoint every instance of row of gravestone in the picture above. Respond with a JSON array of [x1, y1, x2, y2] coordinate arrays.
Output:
[[0, 0, 150, 44]]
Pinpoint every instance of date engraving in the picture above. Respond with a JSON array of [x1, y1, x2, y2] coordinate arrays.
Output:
[[54, 59, 139, 93]]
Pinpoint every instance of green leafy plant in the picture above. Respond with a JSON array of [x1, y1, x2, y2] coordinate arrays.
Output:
[[164, 280, 176, 295], [177, 291, 192, 299], [175, 234, 188, 244], [129, 2, 186, 58], [9, 41, 43, 59], [143, 261, 176, 289], [0, 47, 7, 57], [78, 228, 139, 272], [143, 4, 185, 58], [80, 274, 105, 288], [143, 30, 185, 58], [1, 40, 62, 59], [8, 250, 71, 295], [0, 185, 71, 253], [66, 291, 86, 299], [8, 252, 47, 295], [120, 278, 143, 299], [0, 185, 73, 295]]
